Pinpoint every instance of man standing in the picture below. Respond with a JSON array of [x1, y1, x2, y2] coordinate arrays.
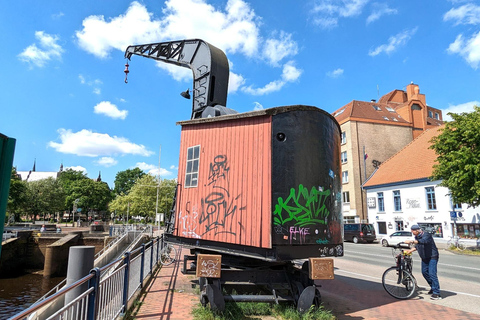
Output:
[[405, 225, 441, 300]]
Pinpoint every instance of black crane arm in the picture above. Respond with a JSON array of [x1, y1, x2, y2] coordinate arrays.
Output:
[[125, 39, 235, 119]]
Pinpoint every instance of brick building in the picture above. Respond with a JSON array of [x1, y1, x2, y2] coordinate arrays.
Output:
[[332, 83, 443, 223]]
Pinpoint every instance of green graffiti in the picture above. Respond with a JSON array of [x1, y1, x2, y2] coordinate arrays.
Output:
[[273, 184, 331, 227]]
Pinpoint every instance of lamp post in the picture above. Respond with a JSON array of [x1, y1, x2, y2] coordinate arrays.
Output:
[[73, 198, 79, 227]]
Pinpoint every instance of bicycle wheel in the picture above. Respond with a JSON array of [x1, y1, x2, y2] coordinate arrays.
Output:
[[160, 244, 177, 265], [457, 241, 466, 251], [382, 267, 416, 299]]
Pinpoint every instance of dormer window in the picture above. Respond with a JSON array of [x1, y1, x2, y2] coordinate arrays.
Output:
[[373, 105, 381, 111], [435, 112, 439, 120], [428, 110, 433, 118], [386, 107, 395, 112], [412, 104, 421, 110]]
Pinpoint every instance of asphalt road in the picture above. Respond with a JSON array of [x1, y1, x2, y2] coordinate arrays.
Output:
[[316, 242, 480, 318]]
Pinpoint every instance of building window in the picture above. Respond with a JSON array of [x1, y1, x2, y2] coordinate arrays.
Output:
[[341, 131, 347, 144], [395, 220, 404, 231], [454, 203, 462, 210], [185, 145, 200, 188], [341, 151, 348, 164], [386, 107, 395, 112], [412, 104, 421, 110], [342, 191, 350, 203], [428, 110, 433, 118], [425, 187, 437, 210], [382, 116, 390, 121], [342, 171, 349, 183], [377, 222, 387, 235], [377, 192, 385, 212], [372, 105, 381, 111], [435, 112, 439, 120], [393, 190, 402, 211]]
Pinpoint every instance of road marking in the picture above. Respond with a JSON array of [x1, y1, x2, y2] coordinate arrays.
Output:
[[438, 263, 480, 272], [336, 269, 480, 298]]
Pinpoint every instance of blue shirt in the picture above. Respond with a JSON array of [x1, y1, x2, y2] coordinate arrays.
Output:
[[415, 231, 439, 261]]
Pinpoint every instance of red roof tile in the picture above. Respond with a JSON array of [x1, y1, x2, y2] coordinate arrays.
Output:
[[363, 126, 444, 188]]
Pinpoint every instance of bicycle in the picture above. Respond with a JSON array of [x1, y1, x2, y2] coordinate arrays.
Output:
[[382, 242, 417, 299], [447, 236, 466, 251], [159, 234, 178, 266]]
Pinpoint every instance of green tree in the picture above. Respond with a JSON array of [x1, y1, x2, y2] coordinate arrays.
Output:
[[114, 168, 146, 195], [57, 168, 89, 210], [66, 179, 113, 220], [109, 176, 177, 222], [24, 177, 65, 221], [7, 167, 28, 222], [430, 105, 480, 207]]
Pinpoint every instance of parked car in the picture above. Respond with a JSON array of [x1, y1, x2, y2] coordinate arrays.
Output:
[[380, 231, 415, 247], [343, 223, 376, 243]]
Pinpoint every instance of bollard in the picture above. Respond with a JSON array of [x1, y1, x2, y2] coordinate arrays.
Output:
[[65, 246, 95, 305]]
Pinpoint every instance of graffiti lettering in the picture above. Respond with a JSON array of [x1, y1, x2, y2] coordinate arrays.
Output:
[[372, 160, 382, 169], [198, 155, 245, 236], [316, 239, 329, 244], [178, 202, 201, 238], [273, 184, 331, 227], [200, 259, 220, 277], [289, 226, 310, 244], [208, 155, 229, 186]]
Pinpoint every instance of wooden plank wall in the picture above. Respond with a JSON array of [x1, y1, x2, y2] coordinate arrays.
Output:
[[175, 116, 272, 248]]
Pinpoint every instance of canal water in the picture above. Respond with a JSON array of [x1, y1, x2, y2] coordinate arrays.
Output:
[[0, 273, 63, 319]]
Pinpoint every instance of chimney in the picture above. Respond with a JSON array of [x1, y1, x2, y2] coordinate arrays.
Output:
[[371, 99, 376, 103], [406, 82, 419, 101]]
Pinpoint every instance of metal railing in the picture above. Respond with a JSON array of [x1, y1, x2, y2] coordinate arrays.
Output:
[[9, 234, 169, 320]]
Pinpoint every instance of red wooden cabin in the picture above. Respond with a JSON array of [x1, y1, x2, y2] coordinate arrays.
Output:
[[169, 105, 343, 261]]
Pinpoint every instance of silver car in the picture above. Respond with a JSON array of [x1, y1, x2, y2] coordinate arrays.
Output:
[[381, 231, 414, 247]]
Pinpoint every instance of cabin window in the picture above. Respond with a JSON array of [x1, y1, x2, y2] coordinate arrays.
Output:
[[185, 145, 200, 188]]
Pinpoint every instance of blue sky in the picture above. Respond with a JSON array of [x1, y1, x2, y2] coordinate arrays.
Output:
[[1, 0, 479, 188]]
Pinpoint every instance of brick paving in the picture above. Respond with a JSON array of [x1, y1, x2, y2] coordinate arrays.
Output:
[[132, 247, 199, 320]]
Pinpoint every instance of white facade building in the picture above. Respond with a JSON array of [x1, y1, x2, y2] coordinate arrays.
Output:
[[365, 180, 480, 240]]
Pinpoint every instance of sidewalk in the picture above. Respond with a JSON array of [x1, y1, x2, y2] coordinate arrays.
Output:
[[132, 247, 199, 320]]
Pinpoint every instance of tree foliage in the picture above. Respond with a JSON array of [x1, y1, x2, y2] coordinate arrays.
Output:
[[7, 167, 28, 222], [109, 175, 177, 221], [57, 169, 89, 210], [114, 168, 146, 196], [430, 105, 480, 207], [66, 179, 113, 217], [24, 177, 65, 221]]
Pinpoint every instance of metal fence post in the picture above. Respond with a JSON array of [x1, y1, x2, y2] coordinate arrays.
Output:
[[122, 252, 130, 314], [156, 236, 160, 265], [140, 243, 145, 286], [87, 267, 101, 320], [150, 240, 154, 274]]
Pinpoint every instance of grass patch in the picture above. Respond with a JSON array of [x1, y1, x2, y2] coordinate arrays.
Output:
[[448, 246, 480, 255], [192, 302, 335, 320]]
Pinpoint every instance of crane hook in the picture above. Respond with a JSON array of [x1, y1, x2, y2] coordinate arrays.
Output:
[[124, 62, 130, 84]]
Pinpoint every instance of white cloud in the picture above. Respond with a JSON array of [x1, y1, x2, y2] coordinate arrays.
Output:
[[253, 102, 263, 110], [442, 101, 480, 121], [443, 3, 480, 26], [281, 61, 302, 82], [447, 32, 480, 69], [48, 129, 153, 157], [135, 162, 173, 177], [369, 27, 418, 56], [76, 0, 300, 96], [79, 74, 103, 94], [169, 165, 178, 170], [366, 3, 397, 25], [52, 12, 65, 19], [228, 71, 246, 93], [95, 157, 118, 167], [327, 68, 344, 78], [242, 61, 302, 95], [262, 32, 298, 66], [311, 0, 369, 28], [18, 31, 64, 67], [65, 166, 87, 173], [94, 101, 128, 119]]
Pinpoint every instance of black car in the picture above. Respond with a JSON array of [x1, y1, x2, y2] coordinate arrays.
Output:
[[344, 223, 376, 243]]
